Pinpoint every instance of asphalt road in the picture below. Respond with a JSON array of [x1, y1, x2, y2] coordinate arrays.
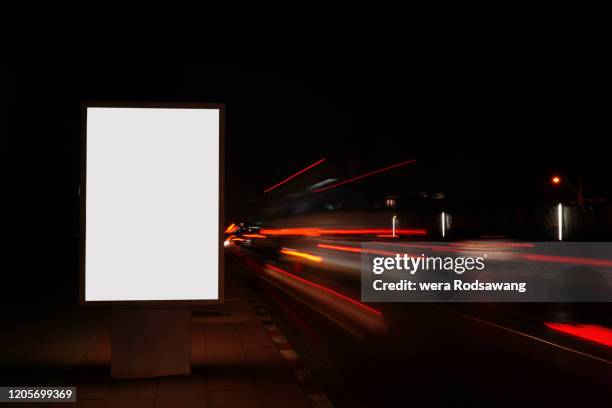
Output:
[[228, 252, 612, 406]]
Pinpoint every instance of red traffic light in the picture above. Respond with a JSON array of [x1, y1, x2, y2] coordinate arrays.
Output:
[[552, 176, 561, 185]]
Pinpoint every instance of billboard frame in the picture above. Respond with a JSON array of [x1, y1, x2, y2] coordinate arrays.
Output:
[[79, 101, 225, 307]]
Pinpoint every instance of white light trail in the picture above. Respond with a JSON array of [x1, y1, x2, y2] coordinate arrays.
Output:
[[442, 212, 446, 238], [558, 203, 563, 241], [392, 215, 397, 237]]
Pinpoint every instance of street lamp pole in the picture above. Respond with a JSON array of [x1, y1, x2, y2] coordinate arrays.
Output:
[[552, 175, 583, 205]]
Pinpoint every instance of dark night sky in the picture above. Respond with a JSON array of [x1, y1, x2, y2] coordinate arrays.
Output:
[[2, 57, 609, 300], [4, 60, 609, 214]]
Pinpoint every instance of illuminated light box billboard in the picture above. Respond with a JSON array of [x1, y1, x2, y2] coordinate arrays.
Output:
[[80, 103, 224, 304]]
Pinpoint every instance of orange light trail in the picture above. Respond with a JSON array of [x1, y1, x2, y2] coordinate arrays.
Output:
[[281, 248, 323, 262], [314, 159, 416, 193], [225, 223, 239, 233], [317, 243, 404, 257], [260, 228, 320, 236], [264, 158, 326, 193], [260, 228, 426, 237], [545, 322, 612, 347], [320, 228, 426, 236], [265, 264, 382, 316], [243, 234, 267, 239]]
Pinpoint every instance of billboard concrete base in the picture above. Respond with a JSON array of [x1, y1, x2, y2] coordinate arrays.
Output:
[[111, 309, 191, 379]]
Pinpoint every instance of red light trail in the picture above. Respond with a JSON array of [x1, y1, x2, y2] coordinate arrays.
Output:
[[545, 322, 612, 347], [264, 158, 326, 193], [314, 159, 416, 193], [265, 264, 382, 316], [449, 242, 535, 248]]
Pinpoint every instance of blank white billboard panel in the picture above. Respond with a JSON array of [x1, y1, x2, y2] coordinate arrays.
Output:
[[84, 106, 221, 302]]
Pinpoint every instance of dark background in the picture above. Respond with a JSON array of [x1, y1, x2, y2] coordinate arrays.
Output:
[[2, 58, 609, 302]]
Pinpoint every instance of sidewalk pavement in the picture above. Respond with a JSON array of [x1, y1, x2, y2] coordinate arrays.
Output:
[[0, 275, 319, 408]]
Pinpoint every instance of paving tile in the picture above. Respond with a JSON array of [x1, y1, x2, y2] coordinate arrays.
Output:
[[77, 381, 110, 400], [208, 395, 262, 408], [79, 334, 111, 366], [100, 399, 155, 408], [191, 324, 206, 368], [36, 401, 102, 408], [75, 400, 103, 408], [259, 397, 311, 408], [252, 372, 306, 399], [107, 378, 158, 400], [155, 397, 206, 408], [236, 323, 287, 367], [157, 374, 207, 398], [206, 367, 257, 397], [204, 327, 246, 366]]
